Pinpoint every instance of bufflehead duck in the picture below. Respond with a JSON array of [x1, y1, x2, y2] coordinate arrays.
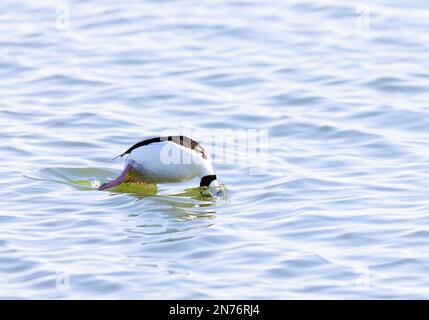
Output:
[[99, 136, 219, 190]]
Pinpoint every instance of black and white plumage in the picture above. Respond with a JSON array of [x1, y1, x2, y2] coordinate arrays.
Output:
[[99, 136, 219, 190]]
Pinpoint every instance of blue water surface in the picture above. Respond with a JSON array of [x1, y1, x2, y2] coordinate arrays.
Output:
[[1, 0, 429, 298]]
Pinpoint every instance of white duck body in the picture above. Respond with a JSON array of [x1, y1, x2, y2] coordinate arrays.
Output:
[[126, 141, 215, 183], [98, 136, 220, 190]]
